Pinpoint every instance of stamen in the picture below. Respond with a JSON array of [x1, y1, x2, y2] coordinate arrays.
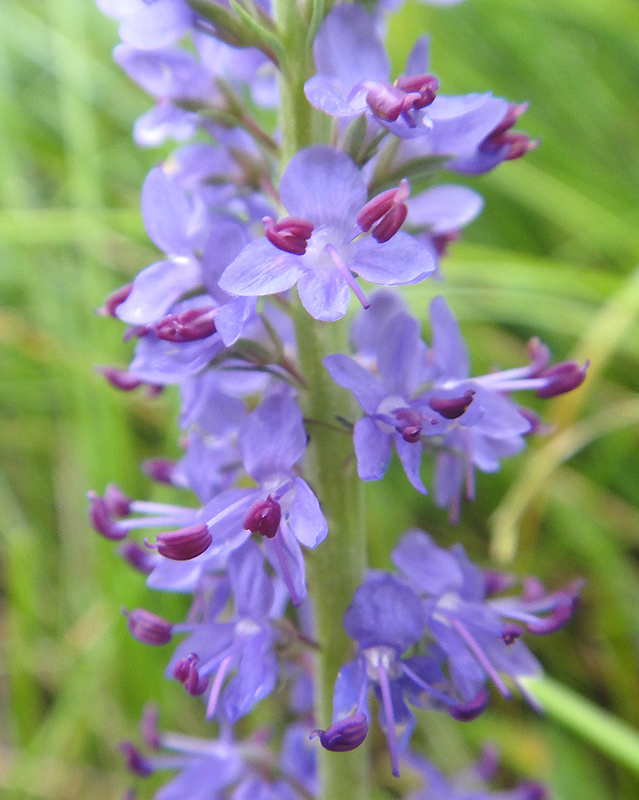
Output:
[[394, 407, 423, 443], [142, 458, 177, 484], [206, 654, 234, 719], [273, 531, 301, 606], [154, 306, 217, 343], [96, 366, 144, 392], [310, 712, 369, 752], [356, 179, 410, 243], [428, 390, 475, 419], [119, 742, 153, 777], [243, 495, 282, 539], [146, 523, 212, 561], [263, 216, 314, 255], [536, 360, 588, 398], [125, 608, 173, 646], [394, 73, 439, 109], [87, 491, 127, 540], [377, 661, 400, 777], [98, 282, 133, 317], [448, 688, 489, 721], [450, 618, 511, 697], [326, 244, 370, 309]]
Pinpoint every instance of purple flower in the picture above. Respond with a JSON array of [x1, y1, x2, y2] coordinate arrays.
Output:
[[392, 529, 581, 703], [404, 749, 548, 800], [219, 146, 435, 321], [204, 393, 328, 604], [316, 574, 483, 777], [123, 715, 314, 800], [305, 6, 440, 138], [324, 311, 447, 493], [167, 541, 281, 721], [97, 0, 195, 50]]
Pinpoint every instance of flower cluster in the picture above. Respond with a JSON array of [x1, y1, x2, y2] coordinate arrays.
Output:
[[91, 0, 587, 797]]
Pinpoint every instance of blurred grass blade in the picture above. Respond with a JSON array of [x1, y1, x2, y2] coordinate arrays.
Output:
[[524, 677, 639, 776]]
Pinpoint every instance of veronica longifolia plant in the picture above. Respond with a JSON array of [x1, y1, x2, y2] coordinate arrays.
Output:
[[91, 0, 588, 797]]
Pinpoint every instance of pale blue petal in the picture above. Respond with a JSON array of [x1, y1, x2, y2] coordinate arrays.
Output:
[[287, 478, 327, 548], [297, 268, 351, 321], [353, 417, 391, 481], [219, 238, 302, 296]]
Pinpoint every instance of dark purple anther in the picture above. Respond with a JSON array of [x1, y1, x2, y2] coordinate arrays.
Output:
[[173, 652, 210, 696], [501, 623, 523, 645], [105, 483, 132, 516], [310, 712, 369, 752], [519, 407, 545, 436], [481, 102, 537, 160], [429, 390, 475, 419], [96, 366, 144, 392], [536, 360, 588, 398], [525, 598, 575, 635], [518, 782, 549, 800], [243, 495, 282, 539], [448, 688, 489, 721], [153, 306, 217, 343], [365, 84, 407, 122], [263, 216, 314, 255], [125, 608, 173, 646], [119, 541, 156, 574], [394, 73, 439, 109], [431, 230, 460, 257], [357, 179, 410, 243], [394, 407, 423, 443], [142, 458, 177, 484], [141, 704, 161, 750], [526, 336, 551, 373], [119, 742, 153, 777], [147, 523, 212, 561], [98, 282, 133, 317], [483, 569, 515, 596], [87, 490, 127, 540]]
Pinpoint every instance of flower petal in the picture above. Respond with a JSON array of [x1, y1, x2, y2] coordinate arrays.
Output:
[[352, 232, 435, 285], [279, 146, 366, 226], [353, 417, 391, 481], [287, 477, 328, 548], [297, 268, 351, 321], [219, 238, 302, 296]]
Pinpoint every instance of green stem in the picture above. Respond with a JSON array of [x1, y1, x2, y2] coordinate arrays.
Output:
[[292, 308, 370, 800], [271, 2, 370, 795]]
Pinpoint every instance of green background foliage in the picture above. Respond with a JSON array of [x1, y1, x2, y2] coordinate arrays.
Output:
[[2, 0, 639, 797]]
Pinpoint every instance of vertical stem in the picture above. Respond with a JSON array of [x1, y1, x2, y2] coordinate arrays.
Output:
[[292, 309, 370, 800], [271, 1, 369, 795]]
